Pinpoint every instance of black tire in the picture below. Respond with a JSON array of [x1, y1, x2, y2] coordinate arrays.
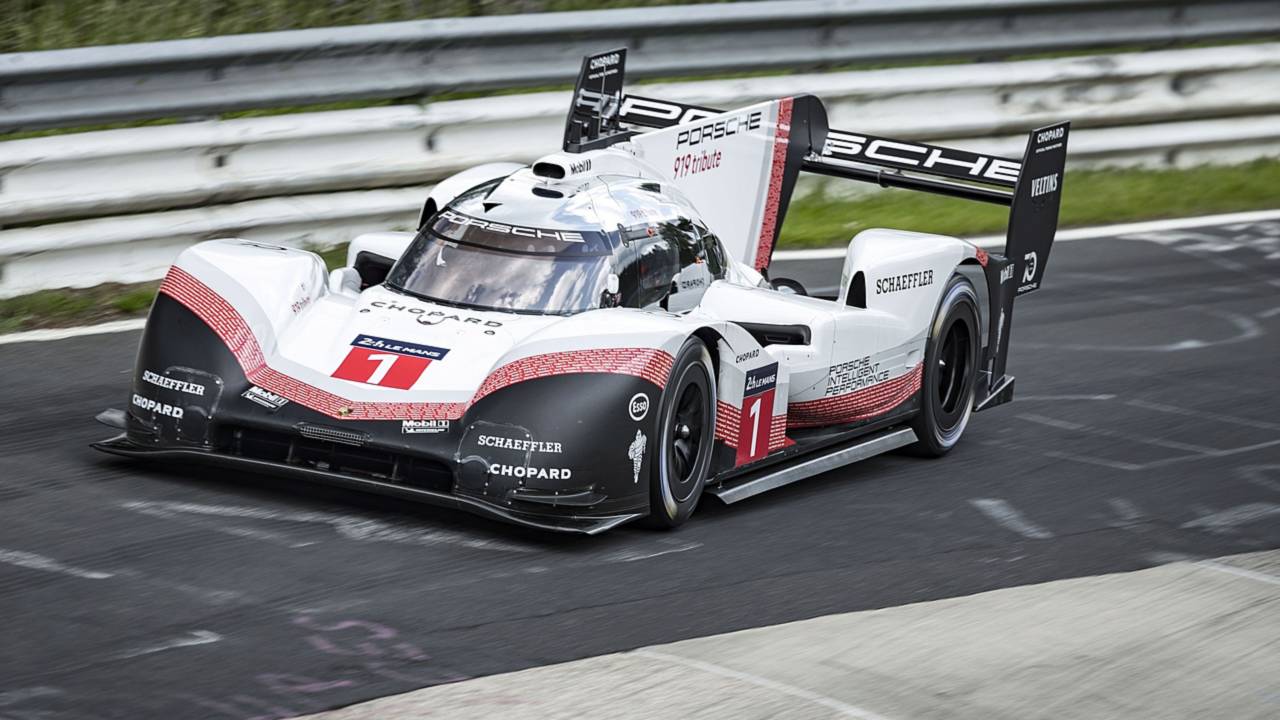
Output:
[[908, 274, 980, 457], [644, 338, 716, 528]]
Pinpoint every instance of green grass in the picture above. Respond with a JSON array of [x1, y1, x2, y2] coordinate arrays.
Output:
[[0, 281, 158, 333], [778, 158, 1280, 248], [111, 285, 160, 313], [2, 159, 1277, 333], [312, 243, 350, 270]]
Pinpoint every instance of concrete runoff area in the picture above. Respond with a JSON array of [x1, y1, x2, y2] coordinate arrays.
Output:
[[303, 551, 1280, 720]]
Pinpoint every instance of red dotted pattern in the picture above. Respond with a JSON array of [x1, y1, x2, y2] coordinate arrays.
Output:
[[473, 348, 674, 403], [159, 267, 674, 421], [788, 365, 923, 428], [715, 399, 787, 453], [768, 413, 787, 450], [161, 268, 266, 374], [754, 97, 793, 271], [715, 400, 740, 443]]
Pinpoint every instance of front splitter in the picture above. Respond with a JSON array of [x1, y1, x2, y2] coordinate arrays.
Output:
[[92, 434, 644, 535]]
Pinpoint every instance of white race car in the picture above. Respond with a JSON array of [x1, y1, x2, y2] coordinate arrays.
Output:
[[95, 49, 1069, 534]]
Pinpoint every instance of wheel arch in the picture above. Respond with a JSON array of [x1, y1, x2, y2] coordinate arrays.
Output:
[[955, 258, 990, 353], [691, 326, 726, 381]]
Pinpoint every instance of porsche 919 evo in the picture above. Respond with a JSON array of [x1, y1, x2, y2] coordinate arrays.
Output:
[[94, 50, 1070, 533]]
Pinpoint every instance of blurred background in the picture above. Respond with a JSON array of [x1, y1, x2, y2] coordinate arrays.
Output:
[[0, 0, 1277, 329]]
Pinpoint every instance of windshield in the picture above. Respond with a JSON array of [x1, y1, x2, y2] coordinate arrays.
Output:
[[386, 210, 615, 315]]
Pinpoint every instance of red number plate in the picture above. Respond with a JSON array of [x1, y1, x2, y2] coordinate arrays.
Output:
[[735, 363, 779, 466]]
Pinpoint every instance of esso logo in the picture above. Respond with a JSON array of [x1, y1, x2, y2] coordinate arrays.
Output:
[[628, 393, 650, 421]]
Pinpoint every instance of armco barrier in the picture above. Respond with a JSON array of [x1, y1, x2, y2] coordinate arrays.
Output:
[[2, 44, 1279, 296], [2, 0, 1278, 132], [3, 43, 1278, 228]]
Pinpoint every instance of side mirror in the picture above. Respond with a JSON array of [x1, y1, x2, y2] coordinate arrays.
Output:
[[329, 268, 361, 297]]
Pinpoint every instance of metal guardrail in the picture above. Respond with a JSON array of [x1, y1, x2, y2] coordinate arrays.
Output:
[[3, 42, 1279, 298], [4, 42, 1277, 228], [2, 0, 1279, 132]]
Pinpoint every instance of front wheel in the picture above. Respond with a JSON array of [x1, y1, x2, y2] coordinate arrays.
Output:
[[644, 338, 715, 528], [909, 274, 980, 457]]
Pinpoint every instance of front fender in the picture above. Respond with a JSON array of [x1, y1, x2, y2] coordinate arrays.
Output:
[[455, 369, 663, 515]]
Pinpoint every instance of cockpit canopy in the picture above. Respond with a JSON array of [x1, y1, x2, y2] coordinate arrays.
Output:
[[386, 171, 729, 315]]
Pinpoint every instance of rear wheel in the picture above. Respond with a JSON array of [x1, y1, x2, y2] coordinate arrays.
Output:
[[644, 338, 715, 528], [909, 274, 980, 457]]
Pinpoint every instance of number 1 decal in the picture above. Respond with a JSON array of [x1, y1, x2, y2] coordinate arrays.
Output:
[[735, 363, 779, 466], [332, 335, 451, 390], [747, 397, 762, 458], [364, 353, 401, 385]]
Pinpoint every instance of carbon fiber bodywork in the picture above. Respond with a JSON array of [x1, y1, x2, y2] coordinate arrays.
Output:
[[97, 295, 659, 533]]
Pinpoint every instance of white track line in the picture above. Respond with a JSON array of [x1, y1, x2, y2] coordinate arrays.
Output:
[[0, 548, 113, 580], [969, 498, 1055, 540], [0, 318, 146, 345], [1108, 498, 1144, 524], [771, 208, 1280, 260], [114, 630, 223, 660], [1181, 503, 1280, 534], [3, 210, 1278, 343], [121, 500, 537, 553], [602, 541, 702, 563], [635, 649, 895, 720], [1195, 560, 1280, 587]]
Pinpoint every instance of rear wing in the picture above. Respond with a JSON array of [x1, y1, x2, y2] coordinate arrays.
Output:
[[562, 50, 1067, 298], [616, 92, 1067, 297], [561, 50, 1069, 412]]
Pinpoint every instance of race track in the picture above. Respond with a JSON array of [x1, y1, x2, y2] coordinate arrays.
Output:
[[1, 218, 1278, 719]]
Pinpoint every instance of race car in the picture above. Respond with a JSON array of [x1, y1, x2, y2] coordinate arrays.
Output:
[[94, 49, 1069, 534]]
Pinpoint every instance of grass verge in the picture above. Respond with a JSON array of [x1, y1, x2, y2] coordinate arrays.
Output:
[[0, 282, 159, 334], [778, 158, 1280, 247], [2, 159, 1277, 334]]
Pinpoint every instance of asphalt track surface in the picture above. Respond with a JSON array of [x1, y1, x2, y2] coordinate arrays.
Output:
[[2, 219, 1278, 719]]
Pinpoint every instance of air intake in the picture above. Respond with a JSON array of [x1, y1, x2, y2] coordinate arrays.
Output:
[[296, 423, 369, 447], [531, 162, 566, 179]]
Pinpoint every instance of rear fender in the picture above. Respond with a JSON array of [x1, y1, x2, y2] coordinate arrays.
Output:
[[838, 229, 970, 334]]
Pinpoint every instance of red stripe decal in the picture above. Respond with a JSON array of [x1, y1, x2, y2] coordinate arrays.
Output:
[[753, 97, 793, 272], [159, 267, 673, 421], [787, 365, 923, 428]]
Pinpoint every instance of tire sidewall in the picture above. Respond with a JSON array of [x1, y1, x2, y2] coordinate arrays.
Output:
[[648, 338, 716, 527], [914, 276, 980, 455]]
